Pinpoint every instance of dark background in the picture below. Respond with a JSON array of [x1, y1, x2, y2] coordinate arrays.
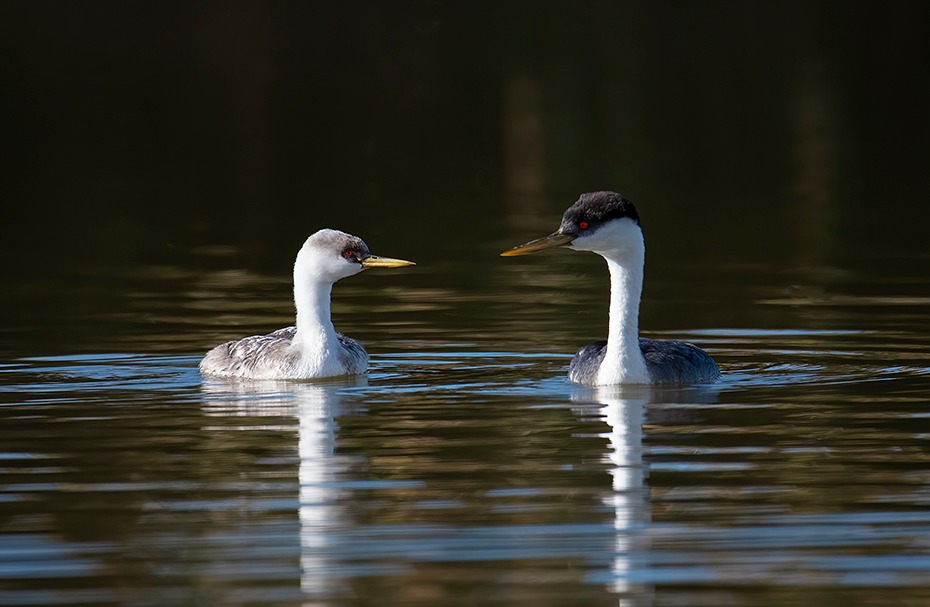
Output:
[[3, 1, 930, 353]]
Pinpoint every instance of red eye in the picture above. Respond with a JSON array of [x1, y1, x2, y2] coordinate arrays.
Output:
[[343, 250, 354, 259], [579, 221, 589, 230]]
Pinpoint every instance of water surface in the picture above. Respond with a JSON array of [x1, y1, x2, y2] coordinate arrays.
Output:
[[3, 251, 930, 606]]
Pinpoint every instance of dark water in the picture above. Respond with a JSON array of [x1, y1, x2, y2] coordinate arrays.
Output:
[[3, 3, 930, 606]]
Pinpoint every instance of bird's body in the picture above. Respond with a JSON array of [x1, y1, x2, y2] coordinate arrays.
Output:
[[199, 229, 414, 380], [569, 338, 719, 385], [502, 191, 719, 386], [199, 326, 368, 380]]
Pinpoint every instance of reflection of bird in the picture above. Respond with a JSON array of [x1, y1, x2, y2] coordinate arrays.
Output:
[[502, 191, 719, 386], [200, 229, 414, 379], [200, 380, 349, 597]]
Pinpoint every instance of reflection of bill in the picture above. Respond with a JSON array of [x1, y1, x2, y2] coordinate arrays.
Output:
[[201, 378, 360, 600]]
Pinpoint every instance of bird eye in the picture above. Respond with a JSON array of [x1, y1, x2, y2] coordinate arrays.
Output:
[[343, 249, 355, 260], [579, 221, 589, 230]]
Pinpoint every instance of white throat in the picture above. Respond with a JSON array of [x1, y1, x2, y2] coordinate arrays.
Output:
[[291, 253, 349, 376], [598, 253, 650, 384], [573, 220, 650, 385], [294, 277, 339, 344]]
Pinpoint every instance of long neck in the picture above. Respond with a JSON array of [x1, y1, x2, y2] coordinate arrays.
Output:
[[598, 247, 650, 384], [293, 272, 339, 349]]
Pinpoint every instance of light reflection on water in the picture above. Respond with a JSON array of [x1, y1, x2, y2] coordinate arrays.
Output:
[[3, 331, 930, 605]]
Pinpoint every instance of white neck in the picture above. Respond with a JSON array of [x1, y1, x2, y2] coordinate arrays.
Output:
[[291, 262, 344, 375], [294, 277, 338, 343], [592, 230, 650, 385]]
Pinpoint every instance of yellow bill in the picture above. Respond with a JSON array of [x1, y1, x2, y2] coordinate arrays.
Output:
[[359, 255, 416, 269]]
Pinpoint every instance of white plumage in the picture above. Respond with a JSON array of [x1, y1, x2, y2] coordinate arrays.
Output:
[[200, 229, 414, 380]]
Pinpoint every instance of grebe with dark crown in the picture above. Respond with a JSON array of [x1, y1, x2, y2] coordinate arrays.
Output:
[[501, 191, 719, 386], [200, 229, 414, 380]]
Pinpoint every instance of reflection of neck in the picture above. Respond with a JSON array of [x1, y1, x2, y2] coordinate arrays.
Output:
[[297, 385, 340, 597], [598, 388, 648, 495], [596, 386, 651, 601], [598, 247, 649, 385]]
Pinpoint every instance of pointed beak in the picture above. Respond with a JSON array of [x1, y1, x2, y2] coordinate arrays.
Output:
[[359, 255, 416, 269], [500, 232, 575, 257]]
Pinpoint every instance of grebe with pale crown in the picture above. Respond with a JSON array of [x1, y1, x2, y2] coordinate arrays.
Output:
[[501, 191, 719, 386], [200, 229, 414, 380]]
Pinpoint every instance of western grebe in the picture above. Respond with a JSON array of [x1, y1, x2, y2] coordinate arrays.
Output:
[[501, 191, 720, 386], [199, 229, 414, 380]]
